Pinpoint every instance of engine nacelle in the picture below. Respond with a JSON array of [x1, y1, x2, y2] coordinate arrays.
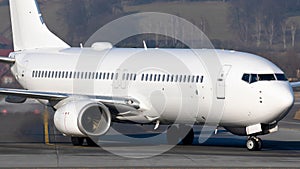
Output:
[[54, 100, 111, 137]]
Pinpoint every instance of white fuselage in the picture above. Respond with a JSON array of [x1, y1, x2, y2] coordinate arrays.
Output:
[[9, 47, 294, 127]]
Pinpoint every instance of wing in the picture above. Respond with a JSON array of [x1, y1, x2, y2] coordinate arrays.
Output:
[[0, 88, 67, 100], [0, 56, 15, 64], [291, 82, 300, 88], [0, 88, 140, 111]]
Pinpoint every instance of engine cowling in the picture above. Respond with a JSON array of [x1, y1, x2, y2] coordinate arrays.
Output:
[[54, 100, 111, 137]]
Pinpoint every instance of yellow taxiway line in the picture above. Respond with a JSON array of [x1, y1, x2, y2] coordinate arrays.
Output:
[[43, 107, 50, 145]]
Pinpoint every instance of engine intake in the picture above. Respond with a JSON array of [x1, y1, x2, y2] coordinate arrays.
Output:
[[54, 100, 111, 137]]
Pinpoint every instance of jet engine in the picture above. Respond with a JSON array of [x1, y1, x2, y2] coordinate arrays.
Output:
[[54, 100, 111, 137]]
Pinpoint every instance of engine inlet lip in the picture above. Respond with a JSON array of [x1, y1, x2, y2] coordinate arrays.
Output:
[[77, 102, 111, 137]]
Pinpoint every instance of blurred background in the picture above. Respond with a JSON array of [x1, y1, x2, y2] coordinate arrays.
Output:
[[0, 0, 299, 86]]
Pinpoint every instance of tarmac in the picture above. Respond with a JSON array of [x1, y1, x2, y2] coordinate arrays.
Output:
[[0, 96, 299, 168]]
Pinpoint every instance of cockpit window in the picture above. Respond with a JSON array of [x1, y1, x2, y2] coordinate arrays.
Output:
[[250, 74, 258, 83], [275, 74, 288, 81], [242, 74, 250, 83], [257, 74, 276, 81], [242, 74, 259, 83], [242, 73, 287, 84]]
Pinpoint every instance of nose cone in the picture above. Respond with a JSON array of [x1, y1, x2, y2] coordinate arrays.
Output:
[[272, 83, 294, 121]]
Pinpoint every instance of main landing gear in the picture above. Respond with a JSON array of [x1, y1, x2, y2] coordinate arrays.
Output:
[[246, 136, 262, 151], [71, 137, 98, 147], [166, 125, 194, 145]]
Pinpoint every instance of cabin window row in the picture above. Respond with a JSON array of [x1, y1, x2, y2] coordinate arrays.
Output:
[[32, 70, 137, 81], [141, 74, 204, 83]]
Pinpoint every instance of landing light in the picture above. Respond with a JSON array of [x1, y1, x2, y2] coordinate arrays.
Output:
[[1, 109, 8, 115]]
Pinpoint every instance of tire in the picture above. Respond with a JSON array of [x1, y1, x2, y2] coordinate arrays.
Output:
[[86, 137, 99, 147], [181, 128, 194, 145], [166, 125, 180, 145], [246, 138, 257, 151], [71, 137, 84, 146], [256, 137, 263, 151]]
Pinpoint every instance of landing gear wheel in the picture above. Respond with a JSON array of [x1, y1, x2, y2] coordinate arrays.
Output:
[[246, 137, 262, 151], [256, 137, 262, 150], [71, 137, 84, 146], [166, 125, 180, 145], [181, 128, 194, 145], [86, 137, 99, 147]]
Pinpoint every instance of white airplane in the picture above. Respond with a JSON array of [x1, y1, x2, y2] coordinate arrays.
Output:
[[0, 0, 299, 151]]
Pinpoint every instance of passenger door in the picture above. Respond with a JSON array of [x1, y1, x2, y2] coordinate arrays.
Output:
[[216, 65, 231, 99]]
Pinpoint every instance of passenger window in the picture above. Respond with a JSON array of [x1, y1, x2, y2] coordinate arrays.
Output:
[[196, 76, 199, 83], [111, 73, 114, 80], [115, 73, 119, 80], [183, 75, 186, 83], [103, 73, 106, 80], [141, 74, 144, 81], [191, 76, 195, 83], [175, 75, 178, 82], [81, 72, 84, 79], [106, 73, 110, 80], [85, 72, 88, 79]]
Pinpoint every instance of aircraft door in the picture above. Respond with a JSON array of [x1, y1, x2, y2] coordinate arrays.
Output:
[[216, 65, 231, 99]]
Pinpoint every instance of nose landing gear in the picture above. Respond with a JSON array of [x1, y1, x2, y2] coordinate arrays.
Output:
[[246, 136, 262, 151]]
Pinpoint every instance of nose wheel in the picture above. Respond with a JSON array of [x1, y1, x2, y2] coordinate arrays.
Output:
[[246, 136, 262, 151]]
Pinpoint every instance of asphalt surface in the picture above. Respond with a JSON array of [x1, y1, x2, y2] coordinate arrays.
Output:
[[0, 96, 299, 168]]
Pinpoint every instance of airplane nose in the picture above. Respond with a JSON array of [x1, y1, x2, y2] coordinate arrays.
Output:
[[273, 83, 294, 121]]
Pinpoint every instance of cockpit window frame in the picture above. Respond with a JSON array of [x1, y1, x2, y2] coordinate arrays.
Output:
[[242, 73, 288, 84], [275, 74, 288, 81]]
